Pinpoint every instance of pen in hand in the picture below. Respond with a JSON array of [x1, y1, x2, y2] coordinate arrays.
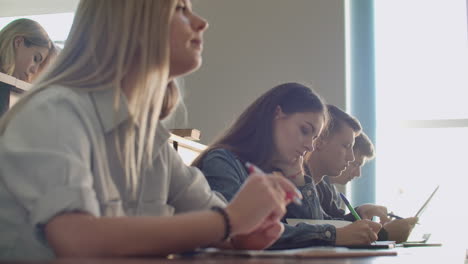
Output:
[[387, 212, 403, 220], [339, 192, 361, 221], [245, 162, 303, 206]]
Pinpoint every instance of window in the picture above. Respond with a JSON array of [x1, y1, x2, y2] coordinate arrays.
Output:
[[0, 13, 75, 47], [374, 0, 468, 245]]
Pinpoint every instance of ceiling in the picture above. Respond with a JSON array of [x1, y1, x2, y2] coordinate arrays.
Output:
[[0, 0, 79, 17]]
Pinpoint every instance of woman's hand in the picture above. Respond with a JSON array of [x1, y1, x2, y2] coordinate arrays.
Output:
[[356, 204, 390, 224], [225, 173, 301, 237], [335, 220, 382, 245], [383, 217, 418, 243]]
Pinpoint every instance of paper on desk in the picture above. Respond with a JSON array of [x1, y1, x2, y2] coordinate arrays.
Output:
[[286, 218, 352, 228], [198, 247, 397, 258]]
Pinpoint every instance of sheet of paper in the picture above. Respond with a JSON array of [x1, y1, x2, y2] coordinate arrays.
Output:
[[286, 218, 352, 228]]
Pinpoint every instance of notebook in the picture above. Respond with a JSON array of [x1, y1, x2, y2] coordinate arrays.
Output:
[[402, 228, 442, 247], [194, 247, 397, 258], [285, 219, 396, 249], [286, 219, 352, 228], [346, 241, 396, 249]]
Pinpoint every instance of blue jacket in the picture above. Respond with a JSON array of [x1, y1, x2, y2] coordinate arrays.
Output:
[[198, 148, 336, 249], [316, 176, 357, 221], [315, 175, 389, 241]]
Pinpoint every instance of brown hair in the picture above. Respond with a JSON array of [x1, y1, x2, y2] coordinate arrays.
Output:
[[192, 82, 327, 171], [319, 104, 362, 140], [353, 132, 375, 160]]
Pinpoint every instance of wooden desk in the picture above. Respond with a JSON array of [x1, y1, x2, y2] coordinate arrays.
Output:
[[0, 246, 465, 264], [169, 133, 206, 165], [0, 72, 30, 116]]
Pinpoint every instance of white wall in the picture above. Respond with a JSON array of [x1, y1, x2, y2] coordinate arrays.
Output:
[[0, 0, 347, 145], [180, 0, 346, 144]]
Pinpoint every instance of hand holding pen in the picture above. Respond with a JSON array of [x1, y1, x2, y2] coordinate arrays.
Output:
[[245, 162, 303, 206], [388, 212, 403, 220], [339, 192, 361, 220], [340, 193, 390, 223], [223, 162, 303, 237], [336, 193, 382, 245]]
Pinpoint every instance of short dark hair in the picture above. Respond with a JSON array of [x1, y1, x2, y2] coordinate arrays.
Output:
[[320, 104, 361, 139]]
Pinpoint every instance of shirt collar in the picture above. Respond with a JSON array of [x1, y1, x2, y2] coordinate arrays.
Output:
[[89, 87, 171, 153], [89, 88, 130, 133]]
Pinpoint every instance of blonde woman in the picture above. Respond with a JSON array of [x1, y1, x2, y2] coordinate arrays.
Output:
[[0, 18, 57, 82], [0, 0, 300, 260]]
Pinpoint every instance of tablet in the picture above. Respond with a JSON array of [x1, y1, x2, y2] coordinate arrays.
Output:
[[414, 185, 439, 218]]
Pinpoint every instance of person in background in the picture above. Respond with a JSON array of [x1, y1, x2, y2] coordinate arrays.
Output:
[[315, 130, 418, 243], [0, 18, 58, 83], [307, 105, 418, 243], [193, 83, 381, 249], [326, 132, 375, 186], [316, 132, 376, 219], [0, 0, 300, 260]]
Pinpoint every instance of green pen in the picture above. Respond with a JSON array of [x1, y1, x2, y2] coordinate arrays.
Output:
[[339, 192, 361, 220]]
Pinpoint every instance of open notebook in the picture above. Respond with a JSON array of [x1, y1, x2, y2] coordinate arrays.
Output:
[[285, 219, 396, 249]]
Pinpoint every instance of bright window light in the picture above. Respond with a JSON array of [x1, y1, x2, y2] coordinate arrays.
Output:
[[375, 0, 468, 247]]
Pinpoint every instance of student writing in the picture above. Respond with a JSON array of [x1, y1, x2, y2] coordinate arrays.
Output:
[[193, 83, 381, 249], [314, 128, 418, 243]]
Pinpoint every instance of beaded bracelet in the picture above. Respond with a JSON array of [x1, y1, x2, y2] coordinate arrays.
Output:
[[211, 206, 232, 241]]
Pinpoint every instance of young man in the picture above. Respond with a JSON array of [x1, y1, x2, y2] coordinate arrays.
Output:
[[306, 105, 418, 243], [317, 132, 379, 221]]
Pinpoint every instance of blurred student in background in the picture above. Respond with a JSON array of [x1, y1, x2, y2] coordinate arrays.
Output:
[[0, 18, 58, 83]]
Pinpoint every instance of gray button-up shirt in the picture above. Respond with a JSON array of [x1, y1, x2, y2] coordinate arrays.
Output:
[[0, 85, 225, 260]]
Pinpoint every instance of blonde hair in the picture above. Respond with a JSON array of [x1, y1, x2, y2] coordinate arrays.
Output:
[[0, 18, 56, 76], [0, 0, 179, 197]]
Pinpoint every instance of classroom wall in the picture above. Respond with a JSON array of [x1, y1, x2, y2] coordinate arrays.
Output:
[[174, 0, 346, 144], [2, 0, 346, 145]]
